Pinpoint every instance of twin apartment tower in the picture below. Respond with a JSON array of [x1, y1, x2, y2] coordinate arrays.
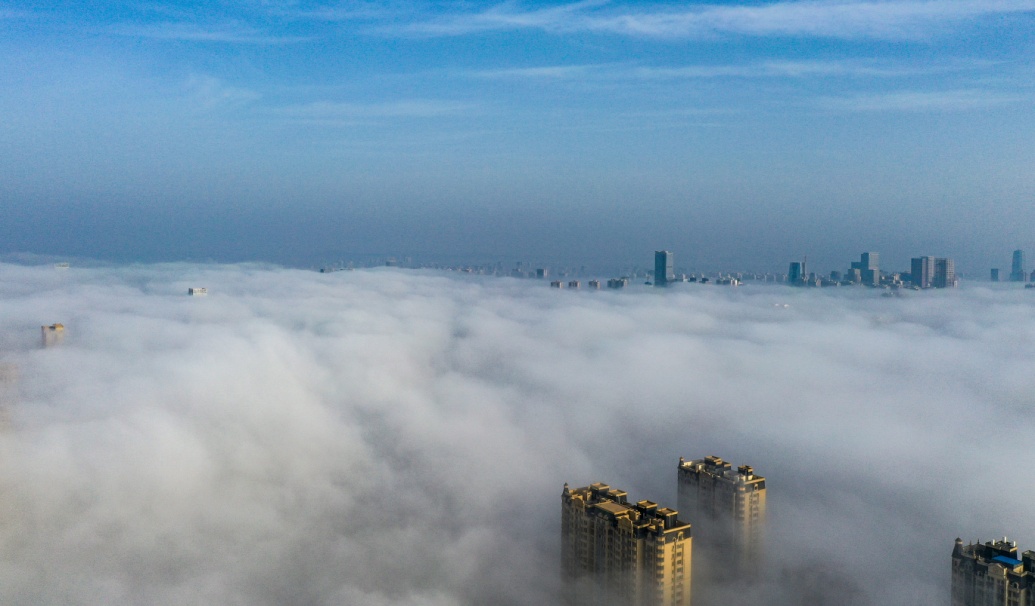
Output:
[[562, 456, 766, 606]]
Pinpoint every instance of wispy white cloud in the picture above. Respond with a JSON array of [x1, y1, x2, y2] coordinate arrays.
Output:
[[107, 21, 312, 44], [465, 59, 979, 81], [184, 75, 261, 111], [392, 0, 1035, 39], [0, 8, 32, 19], [818, 88, 1024, 111], [275, 99, 475, 121]]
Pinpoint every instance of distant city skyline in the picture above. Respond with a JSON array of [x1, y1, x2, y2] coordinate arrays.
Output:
[[1, 1, 1034, 272]]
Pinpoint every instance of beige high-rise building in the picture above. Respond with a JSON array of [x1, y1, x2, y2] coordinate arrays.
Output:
[[562, 483, 692, 606], [952, 538, 1035, 606], [676, 456, 766, 572]]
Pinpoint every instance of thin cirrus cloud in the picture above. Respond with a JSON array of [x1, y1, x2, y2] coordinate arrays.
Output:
[[389, 0, 1035, 39], [818, 88, 1025, 111], [105, 21, 312, 44], [464, 59, 974, 81], [273, 99, 476, 121]]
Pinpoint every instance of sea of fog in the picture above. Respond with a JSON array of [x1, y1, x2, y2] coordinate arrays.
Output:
[[0, 262, 1032, 605]]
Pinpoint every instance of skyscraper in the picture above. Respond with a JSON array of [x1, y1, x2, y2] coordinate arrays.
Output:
[[676, 456, 766, 573], [911, 257, 957, 288], [562, 482, 692, 606], [934, 257, 957, 288], [655, 251, 674, 287], [788, 261, 804, 286], [952, 537, 1035, 606], [853, 252, 880, 286], [912, 257, 934, 288], [991, 268, 1000, 282], [1010, 250, 1026, 282]]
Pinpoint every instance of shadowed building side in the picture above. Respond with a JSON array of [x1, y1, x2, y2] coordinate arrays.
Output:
[[654, 251, 674, 287], [676, 456, 766, 577]]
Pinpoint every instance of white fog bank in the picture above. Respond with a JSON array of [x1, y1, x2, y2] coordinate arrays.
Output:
[[0, 263, 1032, 605]]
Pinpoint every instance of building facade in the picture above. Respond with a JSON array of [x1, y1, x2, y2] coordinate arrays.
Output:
[[676, 456, 766, 573], [912, 257, 935, 288], [655, 251, 674, 287], [1011, 250, 1027, 282], [851, 252, 880, 286], [911, 256, 957, 288], [562, 483, 692, 606], [934, 257, 957, 288], [952, 538, 1035, 606]]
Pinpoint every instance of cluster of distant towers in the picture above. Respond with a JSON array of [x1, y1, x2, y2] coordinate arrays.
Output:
[[561, 455, 766, 606], [788, 251, 959, 288], [990, 249, 1035, 284]]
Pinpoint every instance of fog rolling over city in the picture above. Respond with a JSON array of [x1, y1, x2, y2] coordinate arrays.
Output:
[[0, 262, 1032, 605]]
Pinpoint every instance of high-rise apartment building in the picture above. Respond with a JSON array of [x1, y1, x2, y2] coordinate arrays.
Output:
[[1011, 250, 1027, 282], [991, 269, 1001, 282], [562, 483, 692, 606], [676, 456, 766, 572], [655, 251, 674, 287], [952, 537, 1035, 606]]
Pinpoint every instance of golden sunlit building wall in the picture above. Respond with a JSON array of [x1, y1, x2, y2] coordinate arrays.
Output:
[[562, 482, 692, 606]]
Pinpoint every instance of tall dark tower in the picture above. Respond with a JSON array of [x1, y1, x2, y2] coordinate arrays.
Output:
[[655, 251, 674, 287], [1010, 249, 1026, 282]]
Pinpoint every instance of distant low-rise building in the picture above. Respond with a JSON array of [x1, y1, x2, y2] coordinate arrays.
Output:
[[188, 287, 208, 296]]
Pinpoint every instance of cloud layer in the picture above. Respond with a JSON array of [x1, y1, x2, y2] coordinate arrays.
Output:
[[0, 262, 1033, 605], [393, 0, 1035, 39]]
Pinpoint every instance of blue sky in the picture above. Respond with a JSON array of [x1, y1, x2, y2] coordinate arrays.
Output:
[[2, 1, 1034, 273]]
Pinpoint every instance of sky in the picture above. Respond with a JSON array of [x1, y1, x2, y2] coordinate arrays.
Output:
[[1, 1, 1035, 273], [1, 263, 1034, 605]]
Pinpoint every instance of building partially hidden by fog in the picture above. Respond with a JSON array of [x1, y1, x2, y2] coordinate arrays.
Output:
[[562, 483, 692, 606], [952, 537, 1035, 606], [851, 252, 880, 286], [188, 287, 208, 296], [655, 251, 674, 287], [911, 256, 958, 288], [41, 323, 65, 347], [1010, 250, 1027, 283], [788, 259, 806, 286], [677, 456, 766, 574], [0, 363, 16, 432]]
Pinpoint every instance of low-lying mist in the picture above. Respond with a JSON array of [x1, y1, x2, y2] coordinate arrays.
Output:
[[0, 262, 1032, 605]]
